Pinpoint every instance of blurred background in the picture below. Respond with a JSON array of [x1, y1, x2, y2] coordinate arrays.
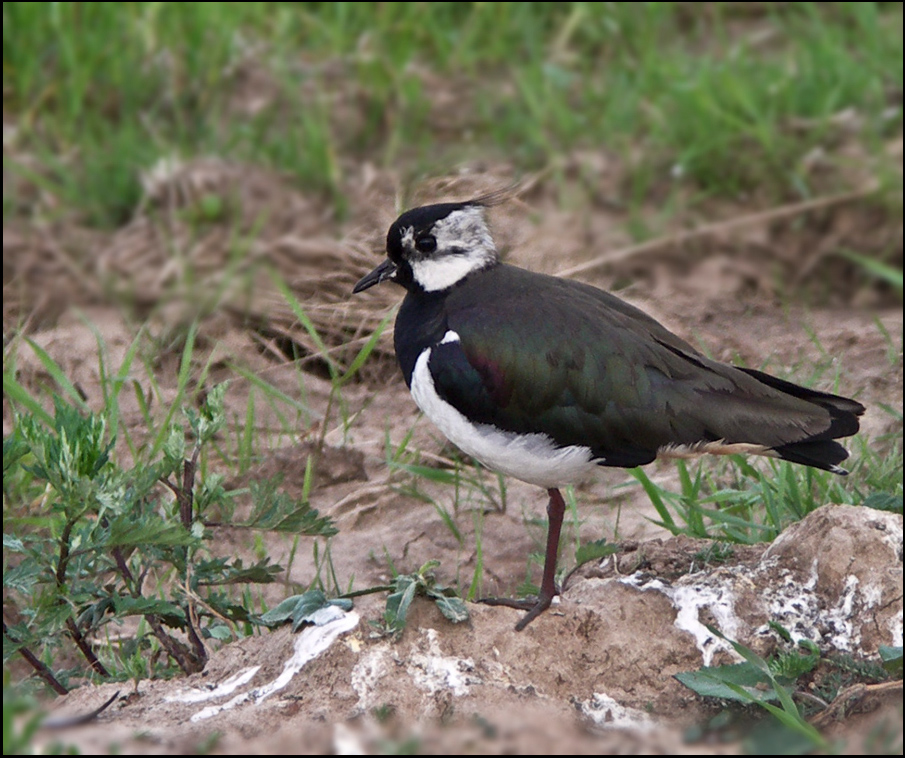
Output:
[[3, 3, 903, 754], [4, 2, 902, 323]]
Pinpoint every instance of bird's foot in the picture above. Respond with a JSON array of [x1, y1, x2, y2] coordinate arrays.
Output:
[[478, 593, 556, 631], [479, 489, 566, 631]]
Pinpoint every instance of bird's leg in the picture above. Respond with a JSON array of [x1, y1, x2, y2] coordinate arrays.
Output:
[[479, 487, 566, 631]]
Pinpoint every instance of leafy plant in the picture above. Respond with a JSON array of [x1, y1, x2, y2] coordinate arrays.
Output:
[[878, 645, 904, 678], [676, 625, 829, 751], [3, 375, 336, 692], [378, 561, 469, 635], [574, 538, 619, 567], [677, 624, 904, 752], [260, 590, 353, 632]]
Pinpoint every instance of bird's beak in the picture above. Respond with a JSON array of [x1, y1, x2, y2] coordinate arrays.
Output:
[[353, 258, 397, 293]]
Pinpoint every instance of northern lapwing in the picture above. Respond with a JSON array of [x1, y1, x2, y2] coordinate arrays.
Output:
[[353, 194, 865, 631]]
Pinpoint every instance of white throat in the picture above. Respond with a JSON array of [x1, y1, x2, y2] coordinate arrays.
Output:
[[410, 255, 494, 292]]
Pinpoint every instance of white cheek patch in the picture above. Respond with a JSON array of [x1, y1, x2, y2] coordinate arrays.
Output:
[[408, 207, 498, 292], [433, 207, 495, 256]]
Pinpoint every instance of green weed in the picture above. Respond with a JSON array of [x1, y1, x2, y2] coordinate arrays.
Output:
[[376, 560, 469, 636], [677, 625, 903, 753], [259, 589, 352, 632], [3, 338, 336, 692], [631, 436, 903, 544]]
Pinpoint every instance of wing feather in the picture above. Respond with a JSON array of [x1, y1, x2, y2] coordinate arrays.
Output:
[[429, 265, 859, 469]]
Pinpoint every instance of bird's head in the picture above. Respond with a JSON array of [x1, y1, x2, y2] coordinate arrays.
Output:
[[353, 194, 504, 295]]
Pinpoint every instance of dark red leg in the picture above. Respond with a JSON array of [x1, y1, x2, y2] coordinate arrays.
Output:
[[480, 487, 566, 631]]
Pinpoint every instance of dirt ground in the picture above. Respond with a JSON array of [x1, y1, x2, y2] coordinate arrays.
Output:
[[5, 160, 904, 753]]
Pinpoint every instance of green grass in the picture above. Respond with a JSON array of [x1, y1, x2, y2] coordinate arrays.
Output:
[[631, 434, 903, 545], [1, 304, 357, 693], [676, 625, 903, 753], [4, 2, 902, 225]]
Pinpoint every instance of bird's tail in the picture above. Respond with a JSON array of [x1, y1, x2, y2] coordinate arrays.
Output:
[[737, 367, 865, 475]]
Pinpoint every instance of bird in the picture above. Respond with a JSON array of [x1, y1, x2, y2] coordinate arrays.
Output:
[[352, 193, 865, 631]]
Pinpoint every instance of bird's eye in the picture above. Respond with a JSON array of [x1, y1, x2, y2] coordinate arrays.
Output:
[[415, 234, 437, 253]]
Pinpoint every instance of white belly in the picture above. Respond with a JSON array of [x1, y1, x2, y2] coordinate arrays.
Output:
[[410, 339, 599, 489]]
